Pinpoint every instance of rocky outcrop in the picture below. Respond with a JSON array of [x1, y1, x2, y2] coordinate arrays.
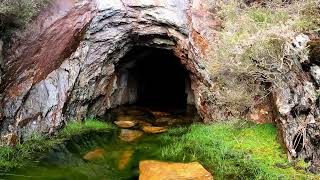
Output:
[[0, 0, 320, 169], [274, 35, 320, 168], [0, 0, 219, 140], [0, 0, 96, 138]]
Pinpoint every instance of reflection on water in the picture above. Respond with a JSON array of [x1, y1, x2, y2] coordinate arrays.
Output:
[[2, 106, 200, 180]]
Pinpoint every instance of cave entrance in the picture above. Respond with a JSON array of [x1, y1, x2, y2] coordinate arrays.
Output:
[[116, 47, 193, 112]]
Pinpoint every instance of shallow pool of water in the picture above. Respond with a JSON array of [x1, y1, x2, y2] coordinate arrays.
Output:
[[2, 106, 198, 180]]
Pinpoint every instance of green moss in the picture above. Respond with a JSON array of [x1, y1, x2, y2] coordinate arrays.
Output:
[[158, 121, 316, 179], [0, 119, 115, 171], [60, 118, 115, 138]]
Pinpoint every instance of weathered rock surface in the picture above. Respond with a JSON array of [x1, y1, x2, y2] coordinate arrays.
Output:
[[139, 160, 213, 180], [274, 35, 320, 166], [119, 129, 144, 142]]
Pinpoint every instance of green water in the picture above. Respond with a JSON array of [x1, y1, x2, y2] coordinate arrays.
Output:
[[2, 129, 188, 180], [1, 106, 198, 180]]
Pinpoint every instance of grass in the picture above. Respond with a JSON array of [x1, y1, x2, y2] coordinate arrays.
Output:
[[0, 119, 317, 179], [0, 118, 115, 171], [157, 121, 316, 179]]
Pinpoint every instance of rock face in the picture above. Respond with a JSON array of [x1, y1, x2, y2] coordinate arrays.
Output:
[[139, 160, 213, 180], [0, 0, 320, 168], [274, 36, 320, 166], [0, 0, 218, 139]]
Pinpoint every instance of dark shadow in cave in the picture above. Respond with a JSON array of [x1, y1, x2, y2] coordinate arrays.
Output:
[[117, 47, 190, 112]]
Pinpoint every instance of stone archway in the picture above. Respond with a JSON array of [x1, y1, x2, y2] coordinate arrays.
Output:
[[0, 0, 215, 139]]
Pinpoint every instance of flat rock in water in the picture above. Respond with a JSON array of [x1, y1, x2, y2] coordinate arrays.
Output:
[[83, 148, 105, 160], [139, 160, 213, 180], [114, 120, 137, 128], [119, 129, 144, 142], [142, 126, 167, 134], [151, 111, 170, 118], [137, 120, 153, 127]]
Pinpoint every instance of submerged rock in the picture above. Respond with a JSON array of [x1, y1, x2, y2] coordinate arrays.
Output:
[[119, 129, 144, 142], [156, 117, 185, 126], [151, 111, 170, 118], [118, 150, 134, 170], [114, 120, 137, 128], [142, 126, 167, 134], [83, 148, 105, 160], [139, 160, 213, 180], [137, 120, 153, 127]]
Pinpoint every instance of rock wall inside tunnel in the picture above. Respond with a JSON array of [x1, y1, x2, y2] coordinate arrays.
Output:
[[0, 0, 320, 169]]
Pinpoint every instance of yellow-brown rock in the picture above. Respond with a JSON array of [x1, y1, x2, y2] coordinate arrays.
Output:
[[119, 129, 144, 142], [114, 120, 137, 128], [142, 126, 167, 134], [83, 148, 105, 160], [139, 160, 213, 180]]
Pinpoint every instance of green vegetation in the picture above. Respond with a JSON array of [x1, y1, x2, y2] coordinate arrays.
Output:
[[158, 121, 315, 179], [0, 119, 115, 171], [209, 0, 320, 115], [0, 119, 316, 179]]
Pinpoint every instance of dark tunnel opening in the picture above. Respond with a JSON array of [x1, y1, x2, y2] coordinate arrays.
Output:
[[116, 47, 192, 112]]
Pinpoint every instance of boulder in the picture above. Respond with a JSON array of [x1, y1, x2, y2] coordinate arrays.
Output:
[[139, 160, 213, 180]]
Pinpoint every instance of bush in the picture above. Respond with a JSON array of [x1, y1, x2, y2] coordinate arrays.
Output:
[[208, 0, 319, 116]]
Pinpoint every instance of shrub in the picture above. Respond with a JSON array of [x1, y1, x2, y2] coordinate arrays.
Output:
[[208, 0, 318, 116]]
